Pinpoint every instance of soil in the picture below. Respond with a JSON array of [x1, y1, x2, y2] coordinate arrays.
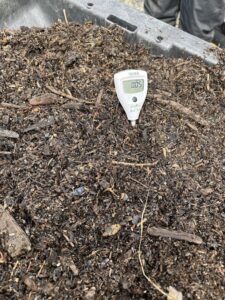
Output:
[[0, 22, 225, 300]]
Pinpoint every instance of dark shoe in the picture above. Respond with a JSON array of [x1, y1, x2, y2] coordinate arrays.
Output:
[[220, 22, 225, 35], [212, 27, 225, 48]]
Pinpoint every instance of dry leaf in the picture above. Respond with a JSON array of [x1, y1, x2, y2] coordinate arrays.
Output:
[[103, 224, 121, 237], [200, 187, 214, 196], [29, 93, 57, 106], [167, 286, 183, 300]]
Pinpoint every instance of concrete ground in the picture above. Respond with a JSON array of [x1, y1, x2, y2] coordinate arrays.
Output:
[[119, 0, 144, 11]]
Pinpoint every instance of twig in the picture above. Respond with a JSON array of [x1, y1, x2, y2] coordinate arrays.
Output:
[[46, 85, 93, 104], [11, 261, 19, 277], [154, 98, 209, 127], [185, 121, 198, 132], [112, 160, 158, 168], [174, 61, 191, 68], [147, 227, 203, 245], [63, 231, 74, 247], [138, 190, 169, 298], [129, 177, 149, 189], [37, 261, 46, 277], [206, 74, 210, 91], [0, 151, 12, 155], [87, 248, 109, 258], [0, 102, 28, 109], [63, 9, 69, 25]]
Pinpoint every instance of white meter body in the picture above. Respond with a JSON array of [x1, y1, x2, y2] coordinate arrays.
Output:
[[114, 69, 148, 126]]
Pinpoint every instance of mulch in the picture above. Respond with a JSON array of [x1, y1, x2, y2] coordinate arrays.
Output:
[[0, 22, 225, 300]]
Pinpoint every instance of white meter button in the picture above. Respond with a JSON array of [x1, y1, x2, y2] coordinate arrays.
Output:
[[114, 70, 148, 126]]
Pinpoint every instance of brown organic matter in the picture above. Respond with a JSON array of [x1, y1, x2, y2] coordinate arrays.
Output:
[[0, 22, 225, 300]]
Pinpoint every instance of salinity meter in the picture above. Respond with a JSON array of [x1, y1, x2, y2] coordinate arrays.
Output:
[[114, 70, 148, 126]]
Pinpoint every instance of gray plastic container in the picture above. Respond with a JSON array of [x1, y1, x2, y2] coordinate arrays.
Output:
[[0, 0, 218, 65]]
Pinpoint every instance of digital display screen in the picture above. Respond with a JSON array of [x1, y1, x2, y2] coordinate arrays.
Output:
[[123, 79, 144, 94]]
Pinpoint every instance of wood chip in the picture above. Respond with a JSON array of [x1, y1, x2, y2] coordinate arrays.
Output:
[[62, 101, 82, 110], [69, 262, 79, 276], [0, 128, 19, 139], [23, 116, 55, 133], [95, 89, 104, 106], [84, 287, 96, 300], [29, 93, 58, 106], [60, 256, 79, 276], [24, 276, 37, 291], [0, 205, 31, 257], [167, 286, 183, 300], [103, 224, 121, 237], [2, 115, 9, 125], [0, 251, 6, 264], [200, 187, 214, 196], [147, 227, 203, 245]]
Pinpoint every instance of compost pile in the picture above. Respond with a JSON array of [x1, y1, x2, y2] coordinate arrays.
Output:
[[0, 22, 225, 300]]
